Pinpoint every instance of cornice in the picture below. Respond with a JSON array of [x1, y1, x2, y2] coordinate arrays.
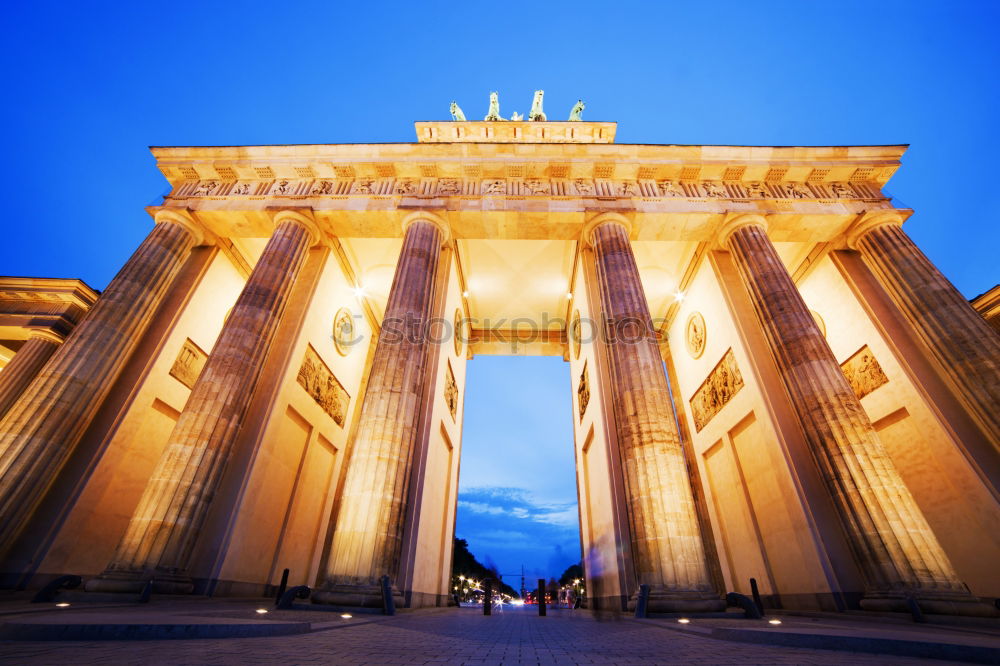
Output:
[[0, 277, 99, 309], [150, 143, 906, 189]]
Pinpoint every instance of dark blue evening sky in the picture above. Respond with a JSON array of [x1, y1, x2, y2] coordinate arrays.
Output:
[[3, 1, 997, 580]]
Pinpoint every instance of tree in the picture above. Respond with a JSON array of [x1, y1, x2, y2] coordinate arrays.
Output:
[[558, 563, 584, 586], [451, 538, 518, 598]]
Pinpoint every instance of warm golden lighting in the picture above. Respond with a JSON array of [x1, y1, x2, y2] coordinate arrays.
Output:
[[768, 619, 782, 625], [55, 602, 71, 608], [673, 289, 685, 302], [340, 613, 352, 619], [677, 618, 690, 624], [255, 608, 268, 614], [353, 286, 366, 298], [462, 291, 469, 298]]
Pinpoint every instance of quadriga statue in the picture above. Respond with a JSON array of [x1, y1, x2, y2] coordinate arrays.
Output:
[[529, 90, 546, 122], [569, 99, 585, 121], [450, 101, 466, 121], [484, 91, 506, 121]]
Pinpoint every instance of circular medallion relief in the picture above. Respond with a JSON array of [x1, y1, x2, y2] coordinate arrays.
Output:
[[811, 310, 827, 338], [685, 312, 706, 359], [570, 309, 582, 360], [332, 307, 355, 356], [453, 308, 465, 356]]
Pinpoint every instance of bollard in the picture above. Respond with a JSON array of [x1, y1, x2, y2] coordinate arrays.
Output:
[[275, 585, 310, 609], [538, 579, 546, 616], [274, 568, 290, 605], [138, 578, 153, 604], [484, 579, 493, 616], [749, 577, 764, 616], [634, 584, 650, 618], [31, 575, 82, 603], [905, 595, 926, 623], [726, 592, 763, 619], [381, 575, 396, 616]]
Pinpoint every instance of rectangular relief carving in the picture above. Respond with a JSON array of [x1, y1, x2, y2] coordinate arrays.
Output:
[[169, 338, 208, 389], [578, 360, 591, 421], [840, 345, 888, 399], [297, 345, 350, 427], [690, 348, 745, 432], [444, 360, 459, 420]]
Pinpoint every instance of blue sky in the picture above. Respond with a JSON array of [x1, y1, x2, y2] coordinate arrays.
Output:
[[3, 1, 997, 580], [456, 356, 578, 583]]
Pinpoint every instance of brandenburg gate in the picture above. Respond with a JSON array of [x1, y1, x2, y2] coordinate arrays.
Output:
[[0, 103, 998, 616]]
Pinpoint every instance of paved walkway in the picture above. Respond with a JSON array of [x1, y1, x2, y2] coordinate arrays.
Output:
[[0, 606, 955, 665]]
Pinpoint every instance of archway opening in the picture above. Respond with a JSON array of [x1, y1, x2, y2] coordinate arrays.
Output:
[[453, 355, 581, 603]]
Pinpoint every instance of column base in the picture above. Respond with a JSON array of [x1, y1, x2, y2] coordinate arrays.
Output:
[[84, 569, 194, 595], [311, 582, 404, 609], [628, 587, 726, 613], [861, 592, 1000, 618]]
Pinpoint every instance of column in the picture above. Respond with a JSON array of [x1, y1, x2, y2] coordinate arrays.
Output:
[[0, 210, 201, 555], [314, 213, 446, 607], [0, 331, 63, 421], [587, 213, 723, 613], [723, 214, 989, 615], [848, 213, 1000, 448], [87, 210, 318, 594]]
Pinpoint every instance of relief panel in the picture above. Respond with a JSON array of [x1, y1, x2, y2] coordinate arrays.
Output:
[[840, 345, 888, 399], [444, 360, 459, 420], [690, 348, 745, 432], [296, 344, 350, 427], [169, 338, 208, 389], [578, 360, 591, 420]]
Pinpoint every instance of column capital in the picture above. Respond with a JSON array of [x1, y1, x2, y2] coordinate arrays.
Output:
[[154, 208, 206, 246], [26, 328, 66, 345], [717, 213, 768, 250], [271, 208, 322, 247], [401, 211, 450, 245], [581, 212, 632, 247], [844, 211, 906, 250]]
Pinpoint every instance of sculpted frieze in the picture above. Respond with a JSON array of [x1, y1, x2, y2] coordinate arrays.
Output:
[[192, 180, 219, 196], [482, 179, 507, 195], [840, 345, 888, 399], [296, 345, 350, 427], [176, 174, 882, 203], [394, 179, 417, 194], [701, 181, 726, 198], [437, 178, 462, 195], [312, 180, 335, 195], [690, 348, 744, 432]]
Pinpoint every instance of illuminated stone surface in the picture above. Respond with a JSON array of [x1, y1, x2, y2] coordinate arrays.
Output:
[[0, 120, 995, 618]]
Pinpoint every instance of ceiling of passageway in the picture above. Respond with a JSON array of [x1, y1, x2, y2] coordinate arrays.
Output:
[[233, 236, 813, 331], [459, 239, 575, 330]]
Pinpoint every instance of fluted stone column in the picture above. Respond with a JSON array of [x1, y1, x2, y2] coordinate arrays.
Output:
[[848, 213, 1000, 448], [723, 214, 990, 615], [587, 214, 723, 613], [0, 331, 63, 421], [314, 213, 447, 607], [0, 210, 201, 555], [87, 210, 318, 594]]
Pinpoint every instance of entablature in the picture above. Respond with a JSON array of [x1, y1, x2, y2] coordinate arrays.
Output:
[[0, 277, 98, 340], [151, 143, 906, 189]]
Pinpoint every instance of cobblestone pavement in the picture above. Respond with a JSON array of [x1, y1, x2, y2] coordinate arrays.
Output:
[[0, 607, 948, 665]]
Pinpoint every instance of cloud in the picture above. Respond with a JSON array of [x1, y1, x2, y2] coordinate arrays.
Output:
[[454, 485, 581, 581]]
